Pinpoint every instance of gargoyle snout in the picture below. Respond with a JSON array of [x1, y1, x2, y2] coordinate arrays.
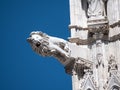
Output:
[[27, 37, 33, 43]]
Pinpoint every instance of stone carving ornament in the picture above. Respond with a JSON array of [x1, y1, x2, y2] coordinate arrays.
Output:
[[112, 86, 119, 90], [87, 0, 107, 19], [108, 55, 118, 72], [27, 31, 73, 65]]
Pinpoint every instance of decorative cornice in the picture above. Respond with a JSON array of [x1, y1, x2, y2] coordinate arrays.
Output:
[[110, 20, 120, 28], [69, 20, 120, 31], [109, 33, 120, 42], [69, 38, 93, 45], [69, 35, 109, 45], [69, 33, 120, 45], [87, 18, 108, 24], [69, 20, 120, 45]]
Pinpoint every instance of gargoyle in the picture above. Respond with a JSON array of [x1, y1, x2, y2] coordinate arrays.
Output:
[[27, 31, 74, 65]]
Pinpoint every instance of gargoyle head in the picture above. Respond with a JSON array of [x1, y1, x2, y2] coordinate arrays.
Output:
[[27, 31, 51, 56]]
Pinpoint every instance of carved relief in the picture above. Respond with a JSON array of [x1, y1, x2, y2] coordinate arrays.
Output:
[[108, 55, 118, 72], [87, 0, 107, 19], [104, 55, 120, 90]]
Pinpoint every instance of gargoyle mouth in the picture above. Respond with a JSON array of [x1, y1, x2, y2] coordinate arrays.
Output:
[[35, 42, 41, 47]]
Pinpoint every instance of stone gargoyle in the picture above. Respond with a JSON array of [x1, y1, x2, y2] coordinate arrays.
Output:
[[27, 31, 74, 65]]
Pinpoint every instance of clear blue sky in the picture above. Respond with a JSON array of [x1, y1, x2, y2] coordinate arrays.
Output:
[[0, 0, 72, 90]]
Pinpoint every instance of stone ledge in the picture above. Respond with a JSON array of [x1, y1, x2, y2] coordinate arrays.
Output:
[[69, 33, 120, 45], [69, 20, 120, 31]]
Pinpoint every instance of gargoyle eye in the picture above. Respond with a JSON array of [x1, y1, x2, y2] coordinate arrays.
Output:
[[36, 42, 40, 47]]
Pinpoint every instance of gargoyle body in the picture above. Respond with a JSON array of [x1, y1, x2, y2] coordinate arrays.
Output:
[[27, 31, 74, 65]]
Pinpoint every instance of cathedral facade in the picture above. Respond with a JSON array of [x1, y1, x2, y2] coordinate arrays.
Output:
[[68, 0, 120, 90]]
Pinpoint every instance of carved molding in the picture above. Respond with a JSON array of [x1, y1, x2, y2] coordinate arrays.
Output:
[[69, 37, 94, 45], [69, 20, 120, 31], [69, 33, 120, 45], [109, 33, 120, 42], [69, 20, 120, 45]]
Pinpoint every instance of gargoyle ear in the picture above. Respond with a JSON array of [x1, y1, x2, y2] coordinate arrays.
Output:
[[30, 31, 38, 36], [38, 31, 48, 37], [30, 32, 35, 36], [36, 31, 44, 37], [38, 31, 43, 35]]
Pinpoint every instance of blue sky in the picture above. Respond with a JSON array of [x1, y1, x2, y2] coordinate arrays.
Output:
[[0, 0, 72, 90]]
